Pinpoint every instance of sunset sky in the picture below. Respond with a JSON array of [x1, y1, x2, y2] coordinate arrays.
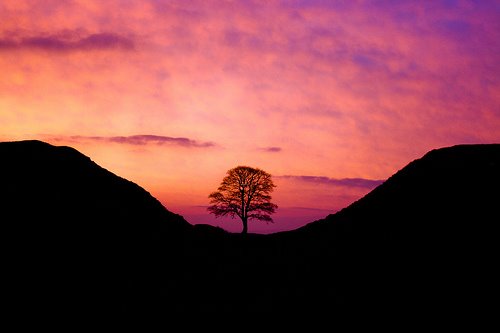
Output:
[[1, 0, 499, 233]]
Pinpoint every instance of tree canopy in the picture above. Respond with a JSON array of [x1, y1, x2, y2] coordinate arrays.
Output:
[[208, 166, 278, 234]]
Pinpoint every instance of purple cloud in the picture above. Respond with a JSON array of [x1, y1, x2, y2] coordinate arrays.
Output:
[[285, 0, 351, 10], [260, 146, 282, 153], [49, 135, 215, 148], [278, 175, 384, 189], [0, 32, 135, 51], [0, 39, 16, 48], [78, 33, 134, 50], [224, 29, 243, 47]]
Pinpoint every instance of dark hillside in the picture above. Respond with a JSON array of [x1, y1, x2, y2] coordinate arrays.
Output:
[[0, 140, 192, 314], [291, 144, 500, 312]]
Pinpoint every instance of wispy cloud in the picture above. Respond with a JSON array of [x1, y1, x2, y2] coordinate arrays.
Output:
[[260, 146, 282, 153], [278, 175, 384, 189], [46, 134, 215, 148], [0, 32, 135, 51]]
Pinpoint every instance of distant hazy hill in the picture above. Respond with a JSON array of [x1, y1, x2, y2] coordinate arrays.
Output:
[[1, 140, 498, 316]]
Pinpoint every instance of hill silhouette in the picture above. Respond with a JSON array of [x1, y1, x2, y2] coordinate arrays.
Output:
[[1, 140, 498, 316], [1, 140, 192, 315], [284, 144, 500, 312]]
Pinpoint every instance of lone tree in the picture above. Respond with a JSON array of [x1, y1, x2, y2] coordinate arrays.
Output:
[[208, 166, 278, 234]]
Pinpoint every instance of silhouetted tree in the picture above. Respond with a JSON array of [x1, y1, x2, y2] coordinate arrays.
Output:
[[208, 166, 278, 234]]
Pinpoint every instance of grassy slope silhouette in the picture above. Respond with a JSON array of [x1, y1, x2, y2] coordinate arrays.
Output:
[[1, 140, 498, 315]]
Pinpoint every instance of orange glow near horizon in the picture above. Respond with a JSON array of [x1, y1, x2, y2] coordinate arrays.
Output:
[[1, 1, 499, 233]]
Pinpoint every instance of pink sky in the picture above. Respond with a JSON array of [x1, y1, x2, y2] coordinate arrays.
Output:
[[1, 0, 499, 233]]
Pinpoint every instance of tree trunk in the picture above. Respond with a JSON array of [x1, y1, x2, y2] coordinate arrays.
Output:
[[241, 217, 248, 234]]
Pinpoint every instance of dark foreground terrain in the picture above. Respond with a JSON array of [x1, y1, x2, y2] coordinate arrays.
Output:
[[1, 140, 499, 316]]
